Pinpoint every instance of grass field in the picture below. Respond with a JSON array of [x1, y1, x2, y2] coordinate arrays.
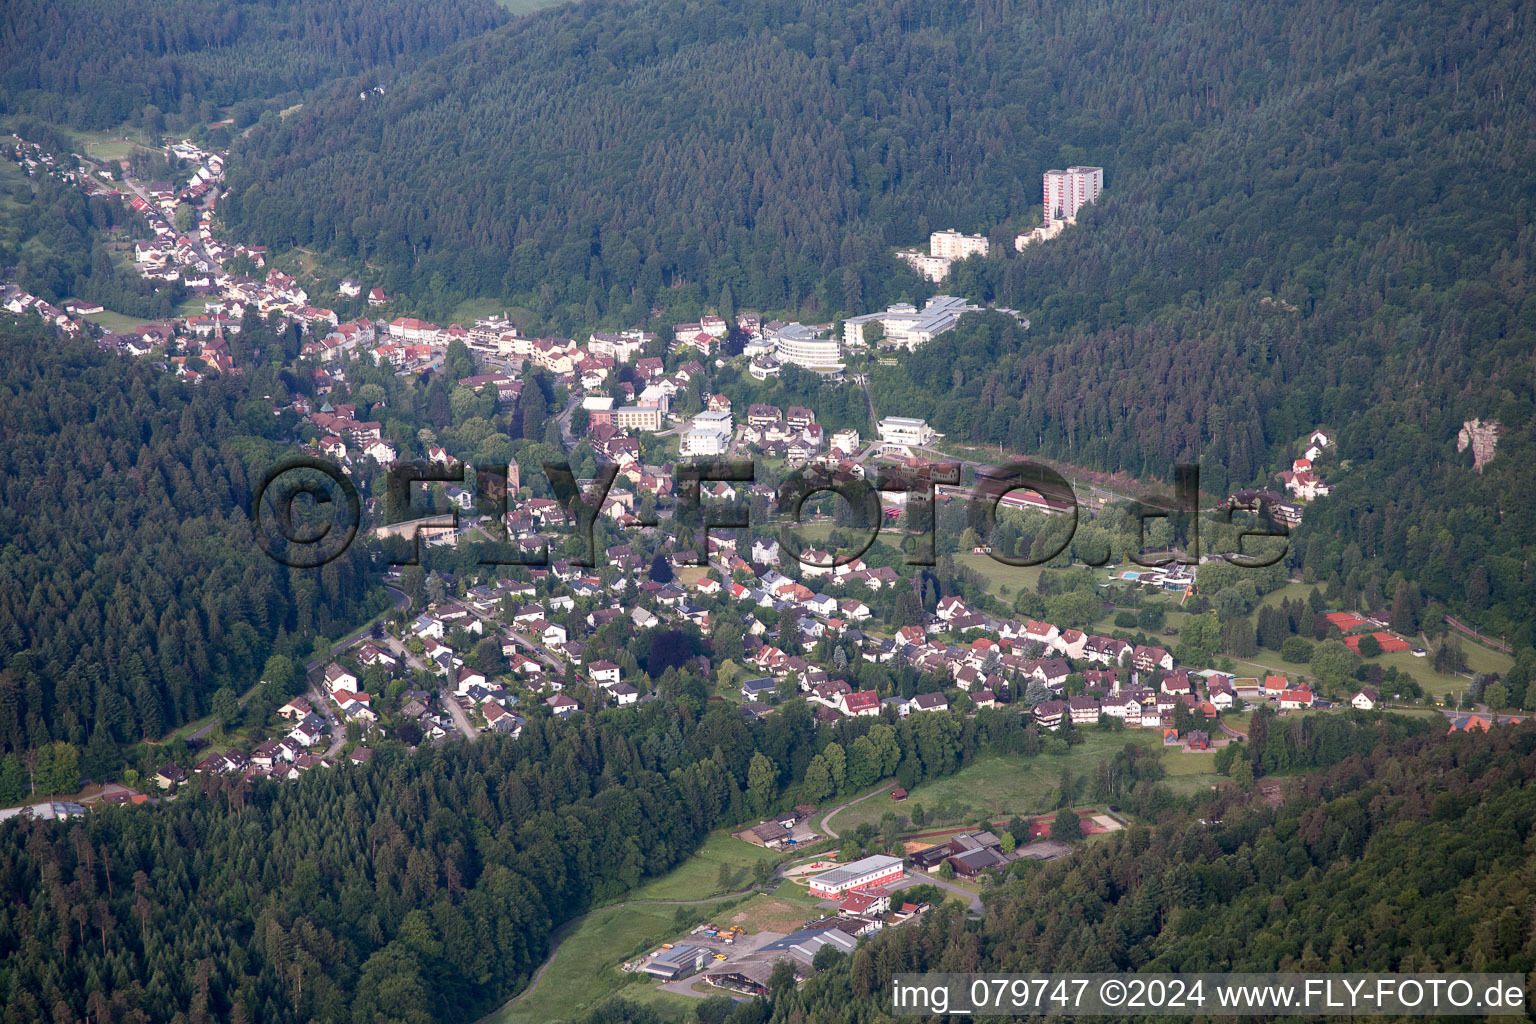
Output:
[[0, 159, 32, 244], [614, 830, 784, 904], [1219, 640, 1507, 702], [1257, 581, 1313, 609], [1220, 710, 1253, 736], [174, 294, 213, 319], [85, 309, 157, 333], [718, 890, 825, 934], [449, 296, 516, 324], [826, 732, 1186, 836], [1157, 747, 1228, 797], [955, 554, 1043, 599], [674, 565, 710, 587], [486, 900, 696, 1024]]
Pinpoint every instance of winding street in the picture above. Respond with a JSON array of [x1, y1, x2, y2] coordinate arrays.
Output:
[[185, 584, 412, 744], [817, 780, 895, 839]]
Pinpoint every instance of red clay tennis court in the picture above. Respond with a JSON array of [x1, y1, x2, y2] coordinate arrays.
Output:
[[1344, 631, 1412, 655]]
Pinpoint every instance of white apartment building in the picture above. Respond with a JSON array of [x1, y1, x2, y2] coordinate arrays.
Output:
[[588, 330, 651, 362], [680, 410, 733, 457], [1043, 166, 1104, 226], [930, 229, 990, 260], [772, 323, 843, 372], [468, 315, 516, 346], [896, 251, 955, 283], [1015, 218, 1068, 251], [876, 417, 938, 449]]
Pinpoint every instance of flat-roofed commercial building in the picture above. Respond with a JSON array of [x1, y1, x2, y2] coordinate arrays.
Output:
[[808, 854, 904, 897], [613, 404, 663, 432], [876, 417, 938, 449]]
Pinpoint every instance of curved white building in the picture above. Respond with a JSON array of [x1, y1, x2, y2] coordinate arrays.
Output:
[[772, 323, 843, 372]]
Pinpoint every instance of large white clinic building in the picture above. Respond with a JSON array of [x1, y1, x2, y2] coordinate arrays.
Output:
[[843, 294, 997, 351], [772, 322, 843, 372]]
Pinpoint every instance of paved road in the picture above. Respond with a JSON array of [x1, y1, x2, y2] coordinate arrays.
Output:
[[555, 394, 580, 452], [1217, 718, 1248, 741], [818, 780, 895, 839], [304, 585, 413, 675], [887, 872, 984, 913], [438, 686, 480, 742], [381, 635, 479, 743], [503, 624, 563, 671]]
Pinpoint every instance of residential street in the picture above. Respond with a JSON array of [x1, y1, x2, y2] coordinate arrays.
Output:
[[381, 635, 478, 742], [186, 585, 411, 744]]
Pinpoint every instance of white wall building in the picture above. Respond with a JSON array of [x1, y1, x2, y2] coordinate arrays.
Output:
[[772, 323, 843, 372], [877, 417, 939, 449], [930, 229, 989, 260], [896, 251, 956, 283], [613, 405, 664, 432], [588, 330, 651, 362], [680, 410, 733, 457], [843, 295, 997, 351], [1043, 166, 1104, 226]]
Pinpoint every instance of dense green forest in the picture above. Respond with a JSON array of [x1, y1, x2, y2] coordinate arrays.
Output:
[[579, 719, 1536, 1024], [0, 0, 507, 131], [0, 681, 1418, 1023], [0, 320, 378, 760], [222, 0, 1533, 331]]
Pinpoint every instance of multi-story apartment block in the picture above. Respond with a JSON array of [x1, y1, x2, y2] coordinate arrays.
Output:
[[929, 229, 990, 260], [1043, 166, 1104, 226]]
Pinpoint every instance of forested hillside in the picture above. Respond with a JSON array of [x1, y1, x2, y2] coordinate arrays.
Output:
[[0, 0, 507, 130], [583, 720, 1536, 1024], [223, 0, 1533, 330], [0, 320, 377, 760], [0, 684, 1422, 1023]]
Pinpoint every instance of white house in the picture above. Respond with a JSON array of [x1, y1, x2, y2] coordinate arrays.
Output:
[[875, 417, 938, 450], [323, 663, 358, 695]]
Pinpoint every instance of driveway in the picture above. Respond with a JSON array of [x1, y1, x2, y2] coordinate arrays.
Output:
[[383, 635, 477, 742], [818, 780, 895, 839], [438, 687, 480, 742]]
